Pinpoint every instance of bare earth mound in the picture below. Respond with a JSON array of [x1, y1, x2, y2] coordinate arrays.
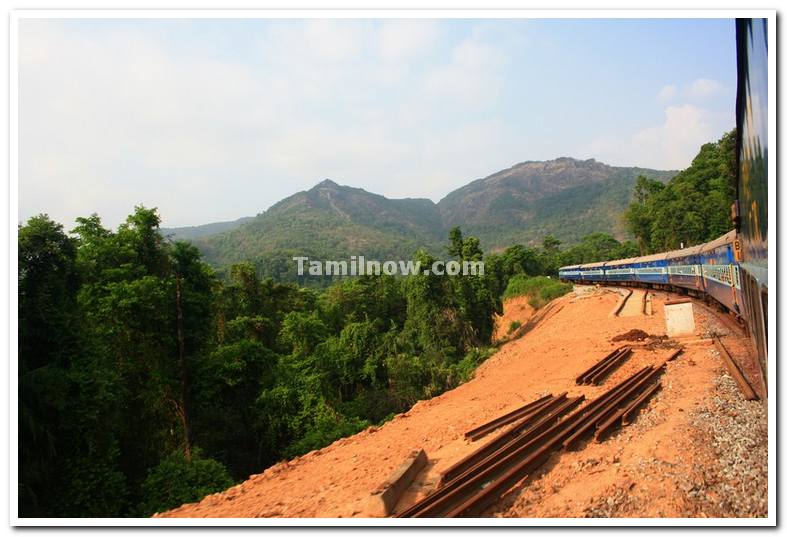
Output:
[[492, 296, 535, 342], [158, 286, 767, 519]]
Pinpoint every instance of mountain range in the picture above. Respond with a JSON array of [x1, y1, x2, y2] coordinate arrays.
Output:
[[162, 157, 676, 280]]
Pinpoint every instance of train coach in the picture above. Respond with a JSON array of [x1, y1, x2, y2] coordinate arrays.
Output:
[[664, 244, 704, 292], [558, 230, 742, 314], [699, 230, 742, 314]]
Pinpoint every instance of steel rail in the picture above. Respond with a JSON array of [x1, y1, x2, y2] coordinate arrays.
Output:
[[587, 347, 633, 385], [611, 288, 633, 316], [445, 401, 597, 517], [400, 361, 680, 518], [441, 396, 582, 489], [398, 396, 580, 518], [594, 381, 662, 441], [444, 394, 568, 484], [404, 398, 585, 518], [565, 366, 664, 450], [445, 365, 663, 517], [575, 346, 627, 385], [621, 381, 662, 426], [713, 336, 758, 400], [464, 394, 555, 441]]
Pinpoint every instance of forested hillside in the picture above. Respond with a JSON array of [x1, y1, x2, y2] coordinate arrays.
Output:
[[169, 158, 674, 282], [438, 157, 675, 248], [193, 180, 445, 283]]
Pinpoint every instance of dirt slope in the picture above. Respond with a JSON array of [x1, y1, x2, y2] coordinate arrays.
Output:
[[492, 295, 535, 341], [158, 286, 766, 519]]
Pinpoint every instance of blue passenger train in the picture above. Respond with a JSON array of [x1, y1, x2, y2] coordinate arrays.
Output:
[[558, 230, 741, 315]]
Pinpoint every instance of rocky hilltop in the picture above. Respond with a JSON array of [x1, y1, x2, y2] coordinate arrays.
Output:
[[167, 158, 675, 275]]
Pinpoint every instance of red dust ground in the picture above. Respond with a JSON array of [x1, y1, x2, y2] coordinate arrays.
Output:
[[158, 286, 767, 519]]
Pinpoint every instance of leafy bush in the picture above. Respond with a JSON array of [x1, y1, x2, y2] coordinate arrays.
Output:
[[283, 402, 369, 458], [528, 282, 572, 309], [449, 347, 496, 384], [137, 451, 234, 516], [502, 274, 572, 309], [508, 320, 522, 334], [503, 274, 553, 300], [540, 282, 573, 302], [56, 446, 130, 517]]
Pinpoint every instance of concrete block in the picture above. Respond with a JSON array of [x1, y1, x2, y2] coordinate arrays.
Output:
[[664, 299, 696, 337], [364, 449, 427, 517]]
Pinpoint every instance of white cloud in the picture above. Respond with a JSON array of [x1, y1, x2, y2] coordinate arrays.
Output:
[[424, 38, 504, 104], [630, 105, 715, 168], [686, 78, 723, 99], [18, 20, 519, 228], [580, 105, 722, 170], [657, 84, 678, 102], [657, 78, 724, 103], [300, 20, 365, 63], [378, 20, 437, 62]]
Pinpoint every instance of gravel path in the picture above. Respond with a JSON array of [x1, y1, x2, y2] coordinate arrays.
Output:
[[687, 372, 768, 517]]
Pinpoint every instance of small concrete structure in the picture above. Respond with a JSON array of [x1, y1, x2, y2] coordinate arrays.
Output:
[[364, 449, 427, 517], [664, 299, 696, 337]]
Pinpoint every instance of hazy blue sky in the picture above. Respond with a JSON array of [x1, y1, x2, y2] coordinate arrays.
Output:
[[19, 18, 737, 228]]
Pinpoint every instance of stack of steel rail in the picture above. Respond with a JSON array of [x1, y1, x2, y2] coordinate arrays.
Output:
[[396, 348, 681, 518], [575, 346, 633, 385]]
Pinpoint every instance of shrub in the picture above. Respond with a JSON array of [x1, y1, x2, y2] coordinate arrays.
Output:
[[540, 281, 573, 302], [503, 275, 572, 309], [503, 274, 551, 300], [508, 320, 522, 334], [449, 347, 496, 384], [283, 401, 369, 458], [137, 450, 234, 516]]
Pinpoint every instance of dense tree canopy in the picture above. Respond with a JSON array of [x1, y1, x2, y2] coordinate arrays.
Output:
[[18, 212, 507, 517]]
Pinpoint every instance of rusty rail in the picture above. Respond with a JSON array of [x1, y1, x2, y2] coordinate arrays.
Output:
[[594, 382, 662, 441], [610, 289, 633, 317], [464, 394, 555, 441], [621, 381, 662, 426], [713, 336, 758, 400], [440, 396, 581, 489], [400, 397, 585, 518], [563, 367, 660, 450], [575, 346, 629, 385], [444, 363, 662, 517], [586, 347, 633, 385], [572, 348, 680, 446], [443, 394, 570, 485]]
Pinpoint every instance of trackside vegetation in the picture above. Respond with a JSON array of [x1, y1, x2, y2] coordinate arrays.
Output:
[[502, 275, 573, 310]]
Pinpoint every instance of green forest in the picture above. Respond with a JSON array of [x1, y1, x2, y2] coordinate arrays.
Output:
[[18, 131, 735, 518]]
